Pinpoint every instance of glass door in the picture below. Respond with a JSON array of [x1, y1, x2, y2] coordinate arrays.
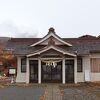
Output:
[[30, 60, 38, 83]]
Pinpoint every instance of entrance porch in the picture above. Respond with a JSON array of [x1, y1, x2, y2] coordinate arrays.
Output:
[[25, 57, 77, 84]]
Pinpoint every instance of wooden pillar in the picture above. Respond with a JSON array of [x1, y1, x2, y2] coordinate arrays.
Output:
[[74, 57, 77, 83], [26, 58, 29, 84], [38, 58, 41, 84], [62, 58, 65, 84]]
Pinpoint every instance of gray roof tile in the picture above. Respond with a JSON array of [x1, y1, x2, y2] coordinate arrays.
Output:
[[5, 38, 100, 56]]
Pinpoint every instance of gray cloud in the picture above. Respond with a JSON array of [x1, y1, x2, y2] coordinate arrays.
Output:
[[0, 21, 38, 38], [0, 0, 100, 38]]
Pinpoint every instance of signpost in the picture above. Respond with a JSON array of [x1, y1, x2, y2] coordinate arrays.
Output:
[[9, 68, 16, 83]]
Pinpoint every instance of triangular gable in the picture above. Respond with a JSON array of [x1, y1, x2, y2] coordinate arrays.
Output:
[[27, 45, 76, 57], [30, 28, 72, 46]]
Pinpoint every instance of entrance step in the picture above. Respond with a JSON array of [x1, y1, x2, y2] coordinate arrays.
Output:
[[44, 85, 63, 100]]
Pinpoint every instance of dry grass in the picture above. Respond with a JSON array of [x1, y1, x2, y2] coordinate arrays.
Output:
[[89, 81, 100, 87]]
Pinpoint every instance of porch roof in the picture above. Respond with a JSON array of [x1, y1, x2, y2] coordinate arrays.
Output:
[[27, 45, 76, 57]]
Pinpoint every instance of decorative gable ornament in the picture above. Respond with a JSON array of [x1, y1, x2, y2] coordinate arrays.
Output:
[[48, 27, 55, 34], [48, 38, 55, 46], [30, 27, 72, 47]]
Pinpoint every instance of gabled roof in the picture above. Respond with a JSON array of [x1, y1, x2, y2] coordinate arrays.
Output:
[[79, 35, 96, 39], [30, 28, 72, 47], [4, 28, 100, 56], [27, 45, 76, 57], [5, 37, 100, 56]]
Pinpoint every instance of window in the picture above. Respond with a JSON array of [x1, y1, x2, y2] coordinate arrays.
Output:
[[91, 58, 100, 72], [21, 58, 26, 72], [77, 58, 83, 72]]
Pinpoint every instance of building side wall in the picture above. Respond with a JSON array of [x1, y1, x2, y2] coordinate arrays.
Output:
[[77, 54, 100, 82], [77, 56, 90, 82], [15, 54, 100, 83], [16, 57, 26, 83]]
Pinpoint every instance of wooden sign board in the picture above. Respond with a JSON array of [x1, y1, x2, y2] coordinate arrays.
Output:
[[9, 69, 16, 74]]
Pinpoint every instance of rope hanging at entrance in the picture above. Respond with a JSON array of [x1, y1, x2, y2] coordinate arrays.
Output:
[[42, 59, 62, 68]]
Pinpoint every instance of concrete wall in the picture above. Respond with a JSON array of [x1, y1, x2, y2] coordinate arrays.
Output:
[[77, 72, 84, 82], [90, 54, 100, 58], [77, 56, 90, 82], [77, 55, 100, 82], [16, 57, 26, 83]]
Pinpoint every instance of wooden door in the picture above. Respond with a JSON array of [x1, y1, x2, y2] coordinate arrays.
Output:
[[65, 60, 74, 83], [41, 61, 62, 83]]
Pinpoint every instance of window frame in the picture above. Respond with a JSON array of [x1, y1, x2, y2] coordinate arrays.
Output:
[[77, 57, 83, 72], [21, 58, 26, 73]]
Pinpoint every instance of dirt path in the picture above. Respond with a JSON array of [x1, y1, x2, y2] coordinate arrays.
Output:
[[44, 85, 62, 100]]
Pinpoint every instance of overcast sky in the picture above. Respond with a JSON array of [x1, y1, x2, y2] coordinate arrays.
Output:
[[0, 0, 100, 38]]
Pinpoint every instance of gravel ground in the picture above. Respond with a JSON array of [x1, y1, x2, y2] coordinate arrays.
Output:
[[0, 85, 45, 100], [61, 84, 100, 100], [0, 83, 100, 100]]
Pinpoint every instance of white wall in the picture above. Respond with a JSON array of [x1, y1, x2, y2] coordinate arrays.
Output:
[[16, 57, 26, 83], [90, 54, 100, 58], [91, 73, 100, 81], [77, 56, 90, 82], [77, 72, 84, 82], [77, 55, 100, 82]]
